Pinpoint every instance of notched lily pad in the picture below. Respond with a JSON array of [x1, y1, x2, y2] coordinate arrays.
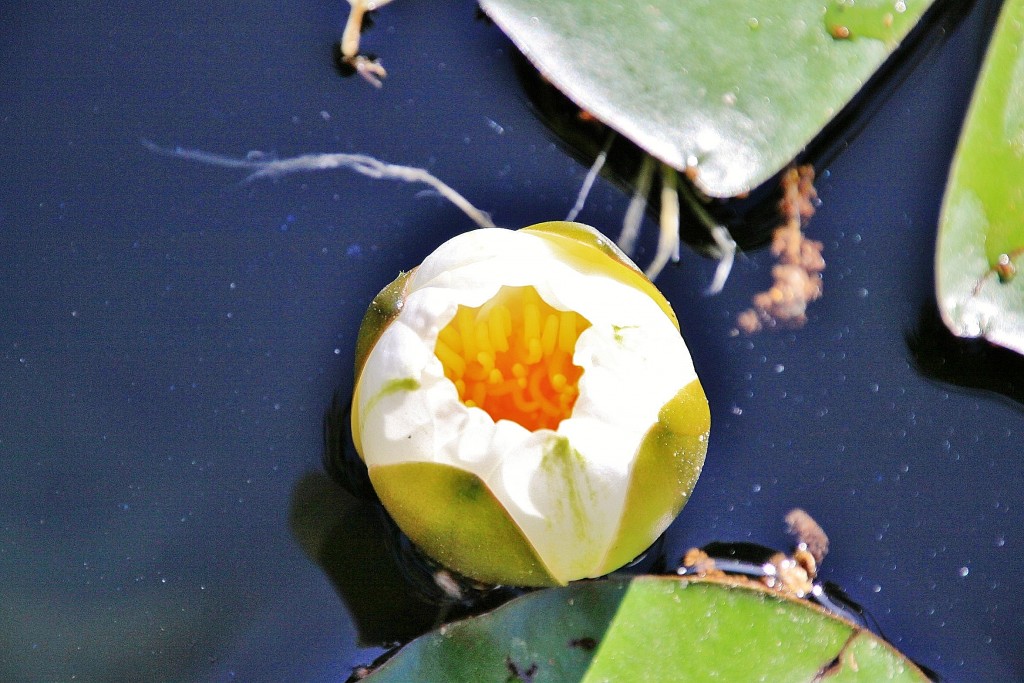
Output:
[[936, 0, 1024, 355], [479, 0, 937, 198], [355, 510, 936, 681], [357, 574, 933, 682]]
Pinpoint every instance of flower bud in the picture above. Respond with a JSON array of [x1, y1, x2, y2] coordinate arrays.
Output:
[[352, 222, 709, 586]]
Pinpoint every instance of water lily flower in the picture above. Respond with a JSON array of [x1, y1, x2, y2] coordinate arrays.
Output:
[[351, 222, 710, 586]]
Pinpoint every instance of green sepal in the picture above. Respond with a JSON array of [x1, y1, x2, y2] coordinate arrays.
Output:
[[354, 269, 415, 382], [351, 269, 415, 456], [599, 379, 710, 574], [369, 461, 561, 587]]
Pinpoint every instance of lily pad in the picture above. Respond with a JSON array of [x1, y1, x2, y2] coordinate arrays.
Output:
[[479, 0, 937, 198], [936, 0, 1024, 355], [360, 575, 932, 681]]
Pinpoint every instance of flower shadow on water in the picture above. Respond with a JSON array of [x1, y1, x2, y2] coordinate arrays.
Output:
[[289, 471, 443, 647], [290, 395, 530, 648], [290, 392, 442, 645], [290, 389, 676, 650]]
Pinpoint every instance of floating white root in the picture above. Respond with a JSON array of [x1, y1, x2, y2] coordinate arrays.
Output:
[[148, 138, 737, 292], [565, 132, 615, 222], [143, 140, 495, 230]]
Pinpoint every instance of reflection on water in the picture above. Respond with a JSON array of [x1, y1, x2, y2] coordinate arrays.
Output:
[[908, 305, 1024, 411]]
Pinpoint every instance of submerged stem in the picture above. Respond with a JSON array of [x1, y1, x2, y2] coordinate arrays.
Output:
[[617, 154, 656, 256], [678, 181, 736, 295], [645, 163, 680, 280], [341, 0, 368, 58]]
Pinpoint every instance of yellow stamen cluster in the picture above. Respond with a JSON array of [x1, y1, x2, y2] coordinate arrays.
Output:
[[434, 285, 590, 432]]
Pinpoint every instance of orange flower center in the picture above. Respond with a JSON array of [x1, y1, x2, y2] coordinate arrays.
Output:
[[434, 285, 590, 432]]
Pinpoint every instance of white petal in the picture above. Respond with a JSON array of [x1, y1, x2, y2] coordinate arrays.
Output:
[[485, 432, 624, 582]]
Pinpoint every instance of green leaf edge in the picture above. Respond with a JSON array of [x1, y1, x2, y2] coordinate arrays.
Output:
[[936, 0, 1024, 355]]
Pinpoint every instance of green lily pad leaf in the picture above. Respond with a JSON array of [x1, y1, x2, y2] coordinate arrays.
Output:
[[360, 576, 932, 681], [936, 0, 1024, 355], [479, 0, 935, 198]]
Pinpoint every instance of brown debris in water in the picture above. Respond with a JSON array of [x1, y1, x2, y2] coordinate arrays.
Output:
[[680, 547, 727, 579], [786, 507, 829, 568], [679, 509, 829, 600], [737, 165, 825, 334]]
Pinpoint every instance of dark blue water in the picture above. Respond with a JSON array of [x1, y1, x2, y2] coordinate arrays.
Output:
[[1, 1, 1019, 680]]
